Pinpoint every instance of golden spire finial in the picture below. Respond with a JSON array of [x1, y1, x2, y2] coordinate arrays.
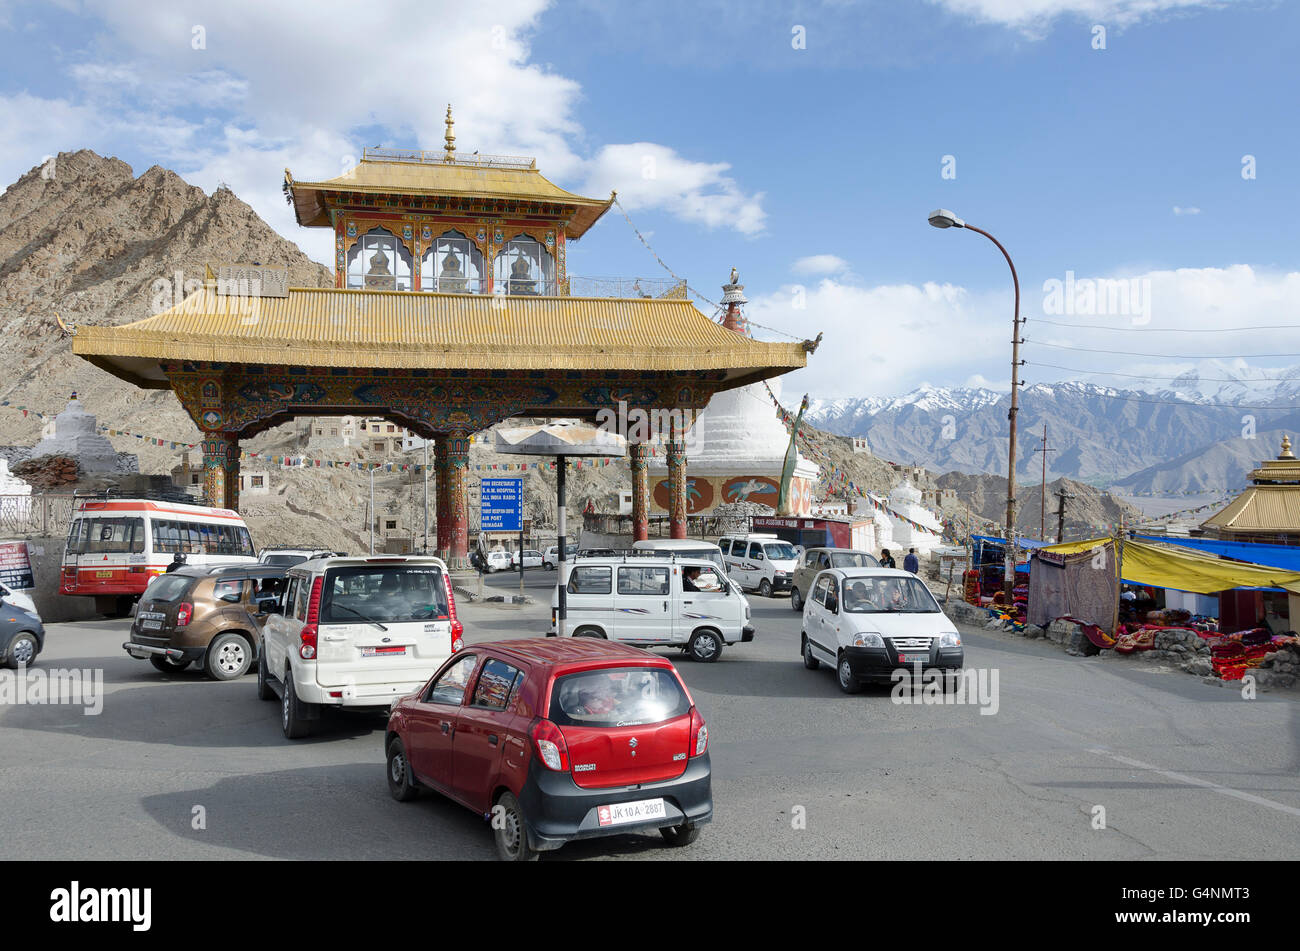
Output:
[[444, 105, 456, 162], [1281, 434, 1294, 459]]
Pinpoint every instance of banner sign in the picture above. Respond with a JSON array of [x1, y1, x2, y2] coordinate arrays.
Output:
[[0, 541, 35, 591]]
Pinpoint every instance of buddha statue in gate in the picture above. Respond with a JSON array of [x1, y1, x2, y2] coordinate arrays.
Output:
[[438, 250, 468, 292], [509, 254, 537, 295], [365, 249, 394, 289]]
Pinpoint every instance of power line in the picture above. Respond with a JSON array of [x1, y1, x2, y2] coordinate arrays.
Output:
[[1034, 318, 1300, 334], [1027, 339, 1300, 360], [1027, 360, 1300, 384]]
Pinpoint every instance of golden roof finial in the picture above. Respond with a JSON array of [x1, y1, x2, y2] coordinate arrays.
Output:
[[1280, 434, 1294, 459], [444, 105, 456, 162]]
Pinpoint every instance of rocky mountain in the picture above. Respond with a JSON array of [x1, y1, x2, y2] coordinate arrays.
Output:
[[807, 381, 1283, 486], [1112, 416, 1300, 494], [934, 471, 1142, 540]]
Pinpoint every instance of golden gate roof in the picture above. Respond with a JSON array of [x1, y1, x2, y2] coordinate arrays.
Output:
[[1200, 486, 1300, 535], [72, 286, 809, 389], [286, 159, 614, 237]]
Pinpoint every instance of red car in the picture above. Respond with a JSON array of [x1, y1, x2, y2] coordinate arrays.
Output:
[[385, 638, 712, 860]]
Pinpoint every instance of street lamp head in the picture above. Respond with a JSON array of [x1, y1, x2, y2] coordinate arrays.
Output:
[[928, 208, 965, 229]]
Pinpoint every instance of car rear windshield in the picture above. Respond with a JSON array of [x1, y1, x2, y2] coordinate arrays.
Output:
[[261, 554, 307, 566], [143, 574, 193, 603], [549, 667, 690, 727], [320, 565, 450, 624], [831, 552, 880, 568]]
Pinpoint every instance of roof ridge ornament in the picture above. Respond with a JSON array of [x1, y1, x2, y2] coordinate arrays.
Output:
[[444, 105, 456, 162], [1281, 434, 1294, 459]]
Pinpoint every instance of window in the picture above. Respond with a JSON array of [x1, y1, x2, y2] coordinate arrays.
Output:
[[421, 230, 484, 293], [812, 575, 832, 606], [283, 577, 299, 614], [426, 653, 478, 706], [385, 520, 397, 530], [71, 517, 145, 555], [618, 566, 669, 596], [251, 475, 264, 489], [319, 565, 449, 624], [330, 428, 338, 436], [253, 576, 285, 600], [191, 474, 202, 485], [345, 227, 413, 291], [549, 667, 689, 727], [213, 579, 244, 603], [471, 658, 521, 709], [842, 577, 940, 614], [567, 566, 611, 594], [764, 542, 798, 561], [386, 425, 395, 433], [295, 578, 310, 620], [143, 574, 193, 603], [748, 543, 765, 560], [493, 235, 555, 296], [831, 552, 879, 569]]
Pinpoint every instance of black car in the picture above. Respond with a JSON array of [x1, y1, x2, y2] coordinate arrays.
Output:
[[2, 598, 45, 669]]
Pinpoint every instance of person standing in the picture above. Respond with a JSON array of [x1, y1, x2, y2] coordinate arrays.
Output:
[[879, 548, 897, 569], [903, 548, 919, 574]]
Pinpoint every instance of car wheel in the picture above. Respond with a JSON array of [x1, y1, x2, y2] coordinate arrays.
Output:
[[802, 635, 820, 670], [659, 821, 700, 847], [544, 561, 554, 570], [758, 579, 773, 598], [688, 629, 722, 663], [386, 737, 421, 802], [148, 653, 190, 673], [256, 648, 275, 701], [573, 626, 605, 639], [790, 587, 803, 612], [205, 632, 252, 681], [5, 632, 39, 669], [837, 654, 861, 694], [281, 672, 313, 739], [494, 791, 539, 862]]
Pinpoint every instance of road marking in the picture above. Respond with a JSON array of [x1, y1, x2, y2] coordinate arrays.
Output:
[[1088, 748, 1300, 818]]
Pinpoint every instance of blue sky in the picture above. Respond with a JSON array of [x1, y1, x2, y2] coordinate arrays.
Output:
[[1, 0, 1296, 400]]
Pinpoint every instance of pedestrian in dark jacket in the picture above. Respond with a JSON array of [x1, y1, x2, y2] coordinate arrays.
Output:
[[903, 548, 920, 574], [879, 549, 896, 569]]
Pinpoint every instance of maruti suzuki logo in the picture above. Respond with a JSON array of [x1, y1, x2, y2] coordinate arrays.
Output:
[[628, 738, 638, 748]]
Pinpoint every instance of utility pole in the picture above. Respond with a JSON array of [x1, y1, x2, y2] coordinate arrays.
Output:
[[1031, 423, 1057, 542], [369, 465, 376, 555], [423, 440, 429, 553], [1054, 486, 1076, 544]]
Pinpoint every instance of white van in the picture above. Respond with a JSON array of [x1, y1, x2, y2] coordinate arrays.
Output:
[[718, 533, 800, 598], [259, 555, 464, 738], [548, 555, 753, 662], [631, 538, 730, 578]]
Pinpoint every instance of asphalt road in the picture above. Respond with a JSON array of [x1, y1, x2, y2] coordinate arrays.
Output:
[[3, 579, 1298, 861]]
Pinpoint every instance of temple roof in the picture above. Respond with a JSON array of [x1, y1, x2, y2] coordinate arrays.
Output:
[[286, 155, 614, 237], [72, 286, 808, 390], [1199, 486, 1300, 534]]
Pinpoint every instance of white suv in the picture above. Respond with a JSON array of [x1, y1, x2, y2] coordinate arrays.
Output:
[[258, 556, 464, 738], [719, 533, 800, 597]]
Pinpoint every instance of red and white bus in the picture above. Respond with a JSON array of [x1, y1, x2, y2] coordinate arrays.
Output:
[[61, 499, 257, 616]]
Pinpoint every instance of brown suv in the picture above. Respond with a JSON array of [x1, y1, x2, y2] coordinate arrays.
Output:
[[123, 564, 287, 680]]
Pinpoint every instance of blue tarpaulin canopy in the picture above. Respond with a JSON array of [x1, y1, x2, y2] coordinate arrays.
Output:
[[1133, 535, 1300, 574]]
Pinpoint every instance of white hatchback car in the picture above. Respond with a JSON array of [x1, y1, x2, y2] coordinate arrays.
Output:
[[484, 550, 512, 572], [258, 555, 464, 738], [800, 567, 963, 693]]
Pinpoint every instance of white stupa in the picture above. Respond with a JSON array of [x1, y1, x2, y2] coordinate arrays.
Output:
[[24, 394, 137, 474], [883, 479, 944, 556], [0, 459, 32, 523]]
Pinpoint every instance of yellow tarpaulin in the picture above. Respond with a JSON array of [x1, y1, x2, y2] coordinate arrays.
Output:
[[1039, 537, 1300, 595]]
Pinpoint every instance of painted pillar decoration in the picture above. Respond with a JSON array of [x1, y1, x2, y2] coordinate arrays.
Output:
[[201, 433, 238, 511], [446, 431, 471, 566], [629, 442, 650, 542], [434, 434, 450, 558], [667, 423, 687, 540]]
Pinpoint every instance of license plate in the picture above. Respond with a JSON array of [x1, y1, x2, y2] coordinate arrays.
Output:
[[96, 570, 113, 578], [141, 620, 162, 630], [597, 797, 666, 827], [361, 646, 407, 657]]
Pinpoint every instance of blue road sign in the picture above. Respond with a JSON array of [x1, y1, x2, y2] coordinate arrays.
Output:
[[480, 478, 523, 533]]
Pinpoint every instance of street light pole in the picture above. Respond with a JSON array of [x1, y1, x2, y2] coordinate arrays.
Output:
[[929, 210, 1022, 603]]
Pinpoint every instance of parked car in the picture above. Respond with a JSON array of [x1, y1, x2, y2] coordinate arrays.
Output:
[[122, 564, 288, 679], [1, 598, 44, 669], [484, 550, 512, 573], [258, 547, 340, 567], [259, 555, 463, 739], [718, 533, 799, 597], [512, 549, 544, 569], [0, 580, 38, 618], [542, 543, 578, 569], [385, 638, 712, 860], [800, 567, 963, 693], [790, 548, 881, 611], [548, 555, 752, 661]]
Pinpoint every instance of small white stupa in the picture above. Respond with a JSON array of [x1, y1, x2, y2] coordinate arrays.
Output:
[[24, 394, 137, 474], [883, 479, 944, 556], [0, 458, 32, 522]]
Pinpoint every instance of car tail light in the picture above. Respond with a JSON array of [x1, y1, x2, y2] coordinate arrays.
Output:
[[690, 706, 708, 757], [299, 576, 323, 660], [442, 572, 463, 651], [176, 602, 193, 627], [530, 718, 569, 772]]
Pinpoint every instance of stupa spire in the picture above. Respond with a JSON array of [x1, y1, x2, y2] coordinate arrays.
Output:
[[443, 105, 456, 162]]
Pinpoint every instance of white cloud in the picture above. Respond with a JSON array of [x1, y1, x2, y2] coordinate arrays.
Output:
[[1172, 205, 1202, 215], [584, 143, 766, 236], [928, 0, 1222, 36], [792, 254, 850, 276], [746, 265, 1300, 400]]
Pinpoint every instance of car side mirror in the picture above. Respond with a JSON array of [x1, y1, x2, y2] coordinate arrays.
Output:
[[258, 598, 280, 614]]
